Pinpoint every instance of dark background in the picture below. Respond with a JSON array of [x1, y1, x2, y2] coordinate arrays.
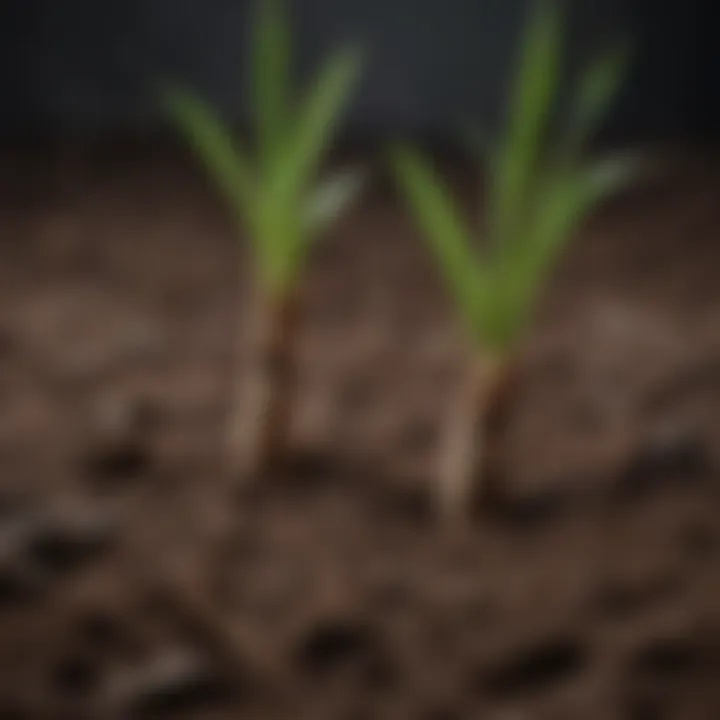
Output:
[[0, 0, 717, 142]]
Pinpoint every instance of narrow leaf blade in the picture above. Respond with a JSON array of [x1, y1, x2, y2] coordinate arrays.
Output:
[[505, 153, 643, 331], [390, 145, 483, 334], [536, 154, 642, 264], [563, 39, 631, 154], [162, 84, 255, 221], [492, 0, 563, 247], [252, 0, 291, 170], [269, 46, 363, 209]]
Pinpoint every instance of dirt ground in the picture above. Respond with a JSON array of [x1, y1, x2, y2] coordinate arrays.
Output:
[[0, 138, 719, 719]]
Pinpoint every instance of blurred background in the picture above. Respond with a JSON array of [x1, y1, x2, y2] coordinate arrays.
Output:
[[1, 2, 719, 719], [1, 0, 718, 140]]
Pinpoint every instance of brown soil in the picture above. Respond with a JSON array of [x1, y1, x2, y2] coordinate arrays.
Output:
[[1, 140, 720, 719]]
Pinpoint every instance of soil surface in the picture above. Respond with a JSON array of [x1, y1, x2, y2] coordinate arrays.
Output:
[[1, 140, 720, 719]]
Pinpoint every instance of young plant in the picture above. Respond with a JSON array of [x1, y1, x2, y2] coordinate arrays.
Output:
[[391, 0, 640, 520], [163, 0, 364, 481]]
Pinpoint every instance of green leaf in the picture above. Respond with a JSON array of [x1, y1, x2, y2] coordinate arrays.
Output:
[[492, 0, 563, 248], [247, 4, 363, 291], [504, 153, 642, 333], [162, 84, 255, 225], [269, 46, 364, 209], [302, 167, 366, 237], [252, 0, 291, 171], [255, 206, 302, 295], [162, 4, 364, 300], [390, 145, 484, 334], [536, 154, 641, 263], [563, 39, 631, 156], [388, 1, 640, 354]]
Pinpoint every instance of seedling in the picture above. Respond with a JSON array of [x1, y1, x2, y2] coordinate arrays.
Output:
[[163, 0, 364, 481], [391, 0, 640, 520]]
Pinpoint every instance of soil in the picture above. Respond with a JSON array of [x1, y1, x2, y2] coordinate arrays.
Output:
[[0, 138, 719, 719]]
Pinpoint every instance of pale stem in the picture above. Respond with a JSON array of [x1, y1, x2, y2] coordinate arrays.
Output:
[[229, 282, 302, 483], [437, 350, 513, 521]]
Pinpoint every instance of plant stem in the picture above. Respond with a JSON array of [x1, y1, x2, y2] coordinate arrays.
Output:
[[438, 351, 515, 521], [230, 283, 302, 483]]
